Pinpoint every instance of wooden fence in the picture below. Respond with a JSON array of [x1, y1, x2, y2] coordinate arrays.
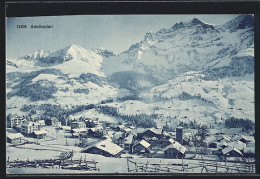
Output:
[[126, 157, 255, 173], [7, 153, 99, 171]]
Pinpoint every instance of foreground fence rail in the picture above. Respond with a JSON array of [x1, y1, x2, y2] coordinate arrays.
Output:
[[126, 157, 255, 173]]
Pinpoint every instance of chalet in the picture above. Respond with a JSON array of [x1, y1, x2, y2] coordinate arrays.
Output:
[[81, 140, 123, 157], [71, 121, 86, 129], [117, 124, 125, 132], [141, 128, 163, 140], [88, 126, 103, 138], [6, 133, 23, 144], [132, 139, 151, 154], [123, 133, 135, 153], [21, 121, 40, 136], [220, 146, 243, 157], [164, 141, 186, 159], [37, 120, 46, 129], [7, 115, 27, 128], [239, 135, 250, 144], [71, 128, 87, 138], [31, 130, 47, 139], [229, 141, 246, 152], [85, 119, 96, 128]]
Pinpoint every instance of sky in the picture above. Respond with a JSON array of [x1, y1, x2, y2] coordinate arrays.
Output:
[[6, 14, 239, 59]]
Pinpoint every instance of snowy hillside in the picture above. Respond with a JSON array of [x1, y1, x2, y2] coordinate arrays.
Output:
[[6, 15, 254, 126]]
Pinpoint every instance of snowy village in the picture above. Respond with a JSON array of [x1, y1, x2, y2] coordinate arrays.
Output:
[[6, 113, 255, 173], [6, 14, 255, 174]]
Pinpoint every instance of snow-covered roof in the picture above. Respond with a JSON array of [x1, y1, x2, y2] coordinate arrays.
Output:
[[218, 135, 231, 142], [83, 140, 123, 156], [148, 128, 162, 135], [229, 141, 246, 151], [138, 139, 151, 149], [21, 121, 39, 127], [118, 125, 125, 129], [168, 138, 175, 143], [205, 136, 216, 144], [72, 128, 87, 133], [33, 130, 47, 135], [124, 128, 131, 132], [6, 133, 23, 140], [37, 120, 45, 125], [222, 146, 243, 156], [135, 128, 146, 134], [62, 126, 71, 130], [239, 135, 250, 142], [164, 141, 186, 154]]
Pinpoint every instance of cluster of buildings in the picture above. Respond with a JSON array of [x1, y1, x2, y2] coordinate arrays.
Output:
[[6, 115, 61, 144], [6, 115, 255, 161]]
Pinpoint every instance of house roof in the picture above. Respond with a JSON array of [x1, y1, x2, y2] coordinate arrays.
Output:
[[82, 140, 123, 156], [222, 146, 243, 156], [229, 141, 246, 151], [37, 120, 45, 125], [21, 121, 39, 127], [239, 135, 250, 142], [138, 139, 151, 149], [168, 138, 175, 143], [6, 133, 23, 140], [33, 130, 47, 135], [164, 141, 186, 154], [218, 135, 231, 142], [62, 126, 71, 130], [72, 128, 87, 133], [124, 128, 131, 132], [118, 125, 125, 129], [147, 128, 162, 135]]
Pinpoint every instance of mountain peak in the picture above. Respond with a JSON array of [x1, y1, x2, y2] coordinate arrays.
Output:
[[191, 18, 203, 25], [223, 14, 253, 32]]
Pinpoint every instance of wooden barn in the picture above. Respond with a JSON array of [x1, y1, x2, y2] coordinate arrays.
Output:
[[81, 140, 123, 157], [132, 139, 151, 154], [220, 146, 243, 157], [6, 133, 23, 144], [140, 128, 163, 140], [163, 141, 186, 159], [31, 130, 47, 139]]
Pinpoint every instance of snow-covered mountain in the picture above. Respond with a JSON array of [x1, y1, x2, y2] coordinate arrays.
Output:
[[102, 15, 253, 84], [6, 14, 254, 126]]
